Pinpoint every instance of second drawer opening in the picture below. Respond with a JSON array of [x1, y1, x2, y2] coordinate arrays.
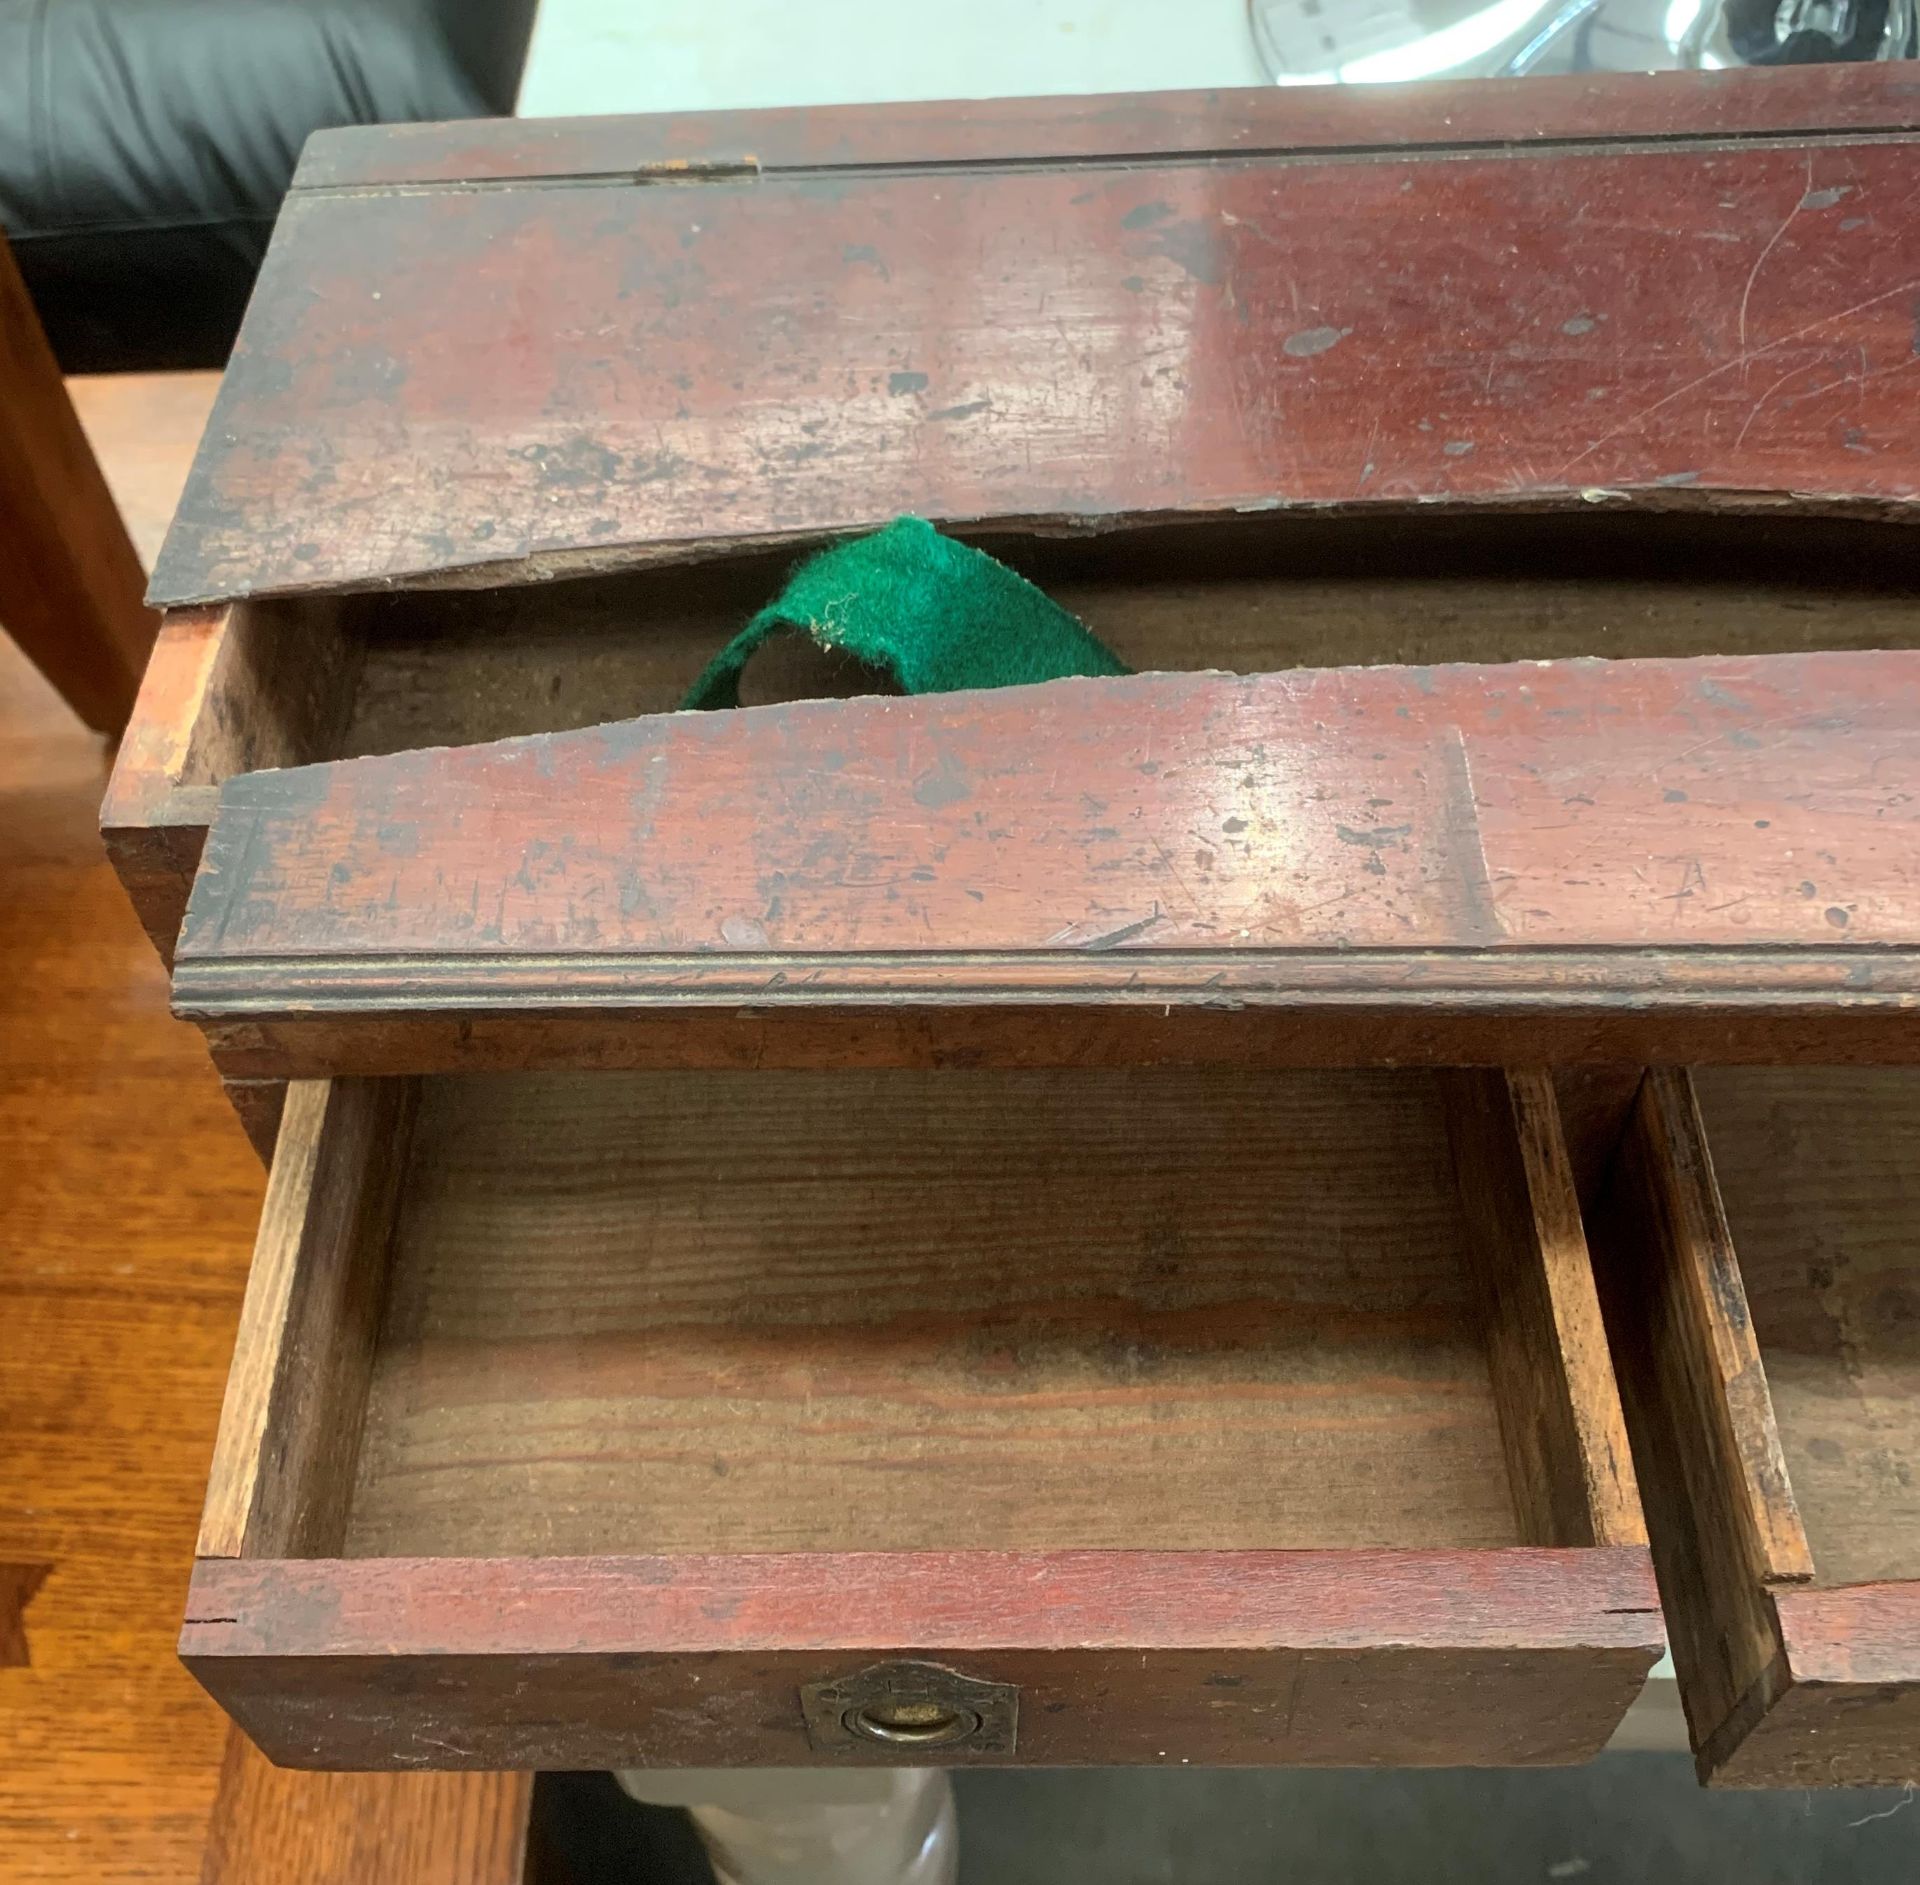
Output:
[[1694, 1069, 1920, 1593]]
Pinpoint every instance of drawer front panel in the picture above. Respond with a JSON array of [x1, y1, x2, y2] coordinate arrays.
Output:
[[183, 1549, 1659, 1770]]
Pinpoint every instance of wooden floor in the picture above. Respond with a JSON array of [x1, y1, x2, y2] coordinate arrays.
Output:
[[0, 374, 528, 1881], [0, 614, 263, 1876]]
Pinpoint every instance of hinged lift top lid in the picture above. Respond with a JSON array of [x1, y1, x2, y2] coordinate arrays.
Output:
[[149, 63, 1920, 608]]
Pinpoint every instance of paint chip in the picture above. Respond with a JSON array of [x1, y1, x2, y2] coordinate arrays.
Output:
[[1283, 325, 1350, 359]]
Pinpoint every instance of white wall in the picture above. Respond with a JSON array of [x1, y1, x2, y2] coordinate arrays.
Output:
[[518, 0, 1267, 118]]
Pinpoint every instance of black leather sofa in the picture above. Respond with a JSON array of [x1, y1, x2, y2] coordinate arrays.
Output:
[[0, 0, 536, 371]]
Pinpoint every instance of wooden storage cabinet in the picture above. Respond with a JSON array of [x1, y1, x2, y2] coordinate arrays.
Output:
[[1596, 1069, 1920, 1787], [98, 70, 1920, 1789], [181, 1067, 1660, 1770]]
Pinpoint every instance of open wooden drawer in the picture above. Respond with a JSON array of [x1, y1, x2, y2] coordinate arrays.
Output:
[[106, 508, 1920, 985], [1595, 1069, 1920, 1787], [103, 68, 1920, 989], [183, 1065, 1660, 1770]]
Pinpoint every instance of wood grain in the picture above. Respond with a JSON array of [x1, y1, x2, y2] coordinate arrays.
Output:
[[295, 63, 1920, 189], [196, 1059, 1665, 1770], [1588, 1065, 1920, 1786], [201, 1730, 531, 1884], [101, 595, 364, 969], [181, 1547, 1660, 1770], [100, 605, 231, 962], [1773, 1583, 1920, 1688], [1693, 1069, 1920, 1589], [1550, 1066, 1649, 1214], [0, 230, 157, 731], [172, 653, 1920, 1077], [151, 74, 1920, 606], [221, 1077, 289, 1166], [0, 628, 266, 1876], [1702, 1585, 1920, 1787], [67, 370, 222, 568], [0, 1559, 49, 1666], [1442, 1071, 1643, 1551], [343, 1067, 1514, 1559], [0, 409, 531, 1876], [99, 595, 367, 1155], [198, 1078, 416, 1561], [1589, 1070, 1814, 1785]]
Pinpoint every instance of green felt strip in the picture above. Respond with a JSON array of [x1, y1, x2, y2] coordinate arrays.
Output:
[[682, 516, 1129, 709]]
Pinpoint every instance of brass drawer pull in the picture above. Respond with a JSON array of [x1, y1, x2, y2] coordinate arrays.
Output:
[[846, 1700, 980, 1749], [801, 1663, 1017, 1759]]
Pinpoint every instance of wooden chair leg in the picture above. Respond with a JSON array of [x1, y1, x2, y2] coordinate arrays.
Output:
[[0, 229, 159, 735]]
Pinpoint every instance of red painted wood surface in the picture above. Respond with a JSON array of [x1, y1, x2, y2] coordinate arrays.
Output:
[[171, 654, 1920, 1072], [296, 64, 1920, 189], [185, 1547, 1659, 1655], [1775, 1582, 1920, 1688], [182, 1548, 1660, 1770], [151, 71, 1920, 606], [1704, 1585, 1920, 1786]]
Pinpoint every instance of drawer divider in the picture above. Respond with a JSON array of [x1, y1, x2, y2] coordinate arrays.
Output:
[[1444, 1070, 1645, 1552]]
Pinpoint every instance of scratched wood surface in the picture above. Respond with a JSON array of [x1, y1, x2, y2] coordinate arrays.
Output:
[[172, 652, 1920, 1077], [150, 67, 1920, 606], [182, 1547, 1661, 1770], [107, 507, 1920, 978]]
